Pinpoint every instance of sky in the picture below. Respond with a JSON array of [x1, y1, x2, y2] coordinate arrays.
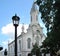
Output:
[[0, 0, 47, 50]]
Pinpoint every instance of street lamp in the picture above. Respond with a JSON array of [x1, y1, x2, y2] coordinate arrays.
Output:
[[12, 14, 20, 56], [0, 46, 3, 51], [4, 49, 7, 56]]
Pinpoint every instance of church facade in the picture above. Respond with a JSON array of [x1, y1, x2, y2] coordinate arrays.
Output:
[[8, 2, 45, 56]]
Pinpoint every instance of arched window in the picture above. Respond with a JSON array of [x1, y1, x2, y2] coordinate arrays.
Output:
[[27, 38, 31, 49], [19, 40, 21, 51]]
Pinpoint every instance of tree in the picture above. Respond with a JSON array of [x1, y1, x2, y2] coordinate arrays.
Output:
[[31, 43, 40, 56], [35, 0, 60, 56], [36, 0, 55, 34]]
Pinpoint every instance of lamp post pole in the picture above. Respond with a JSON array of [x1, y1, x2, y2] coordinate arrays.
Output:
[[0, 46, 3, 51], [12, 14, 20, 56], [15, 25, 17, 56], [4, 49, 7, 56]]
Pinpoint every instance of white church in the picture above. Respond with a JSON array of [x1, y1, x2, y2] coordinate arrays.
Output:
[[8, 2, 46, 56]]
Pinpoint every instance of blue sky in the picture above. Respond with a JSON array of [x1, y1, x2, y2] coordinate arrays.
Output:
[[0, 0, 47, 50]]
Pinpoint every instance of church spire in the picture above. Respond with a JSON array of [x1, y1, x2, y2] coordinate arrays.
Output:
[[30, 2, 37, 14], [30, 2, 39, 25]]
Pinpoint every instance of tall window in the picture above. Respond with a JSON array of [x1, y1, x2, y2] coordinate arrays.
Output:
[[19, 40, 21, 51], [11, 46, 12, 52], [27, 38, 31, 49], [8, 47, 10, 53]]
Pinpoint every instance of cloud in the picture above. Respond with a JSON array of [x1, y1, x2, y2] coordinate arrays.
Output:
[[1, 23, 29, 40], [1, 23, 14, 35], [2, 40, 8, 46]]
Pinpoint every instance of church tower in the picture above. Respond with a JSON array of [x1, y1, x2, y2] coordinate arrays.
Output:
[[29, 2, 44, 46], [30, 2, 39, 25]]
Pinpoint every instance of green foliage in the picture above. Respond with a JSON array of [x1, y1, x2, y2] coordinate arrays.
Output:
[[31, 43, 39, 55], [36, 0, 60, 55], [36, 0, 55, 33], [31, 43, 40, 56]]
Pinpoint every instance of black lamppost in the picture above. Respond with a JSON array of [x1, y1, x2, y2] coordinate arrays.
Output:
[[4, 49, 7, 56], [12, 14, 20, 56], [0, 46, 3, 51]]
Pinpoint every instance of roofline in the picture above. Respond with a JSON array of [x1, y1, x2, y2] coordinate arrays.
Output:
[[8, 33, 25, 46]]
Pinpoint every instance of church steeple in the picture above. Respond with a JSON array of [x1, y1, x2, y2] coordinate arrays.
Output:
[[30, 2, 39, 25]]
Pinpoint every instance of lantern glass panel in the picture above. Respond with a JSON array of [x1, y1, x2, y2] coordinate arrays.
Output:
[[14, 20, 19, 25]]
